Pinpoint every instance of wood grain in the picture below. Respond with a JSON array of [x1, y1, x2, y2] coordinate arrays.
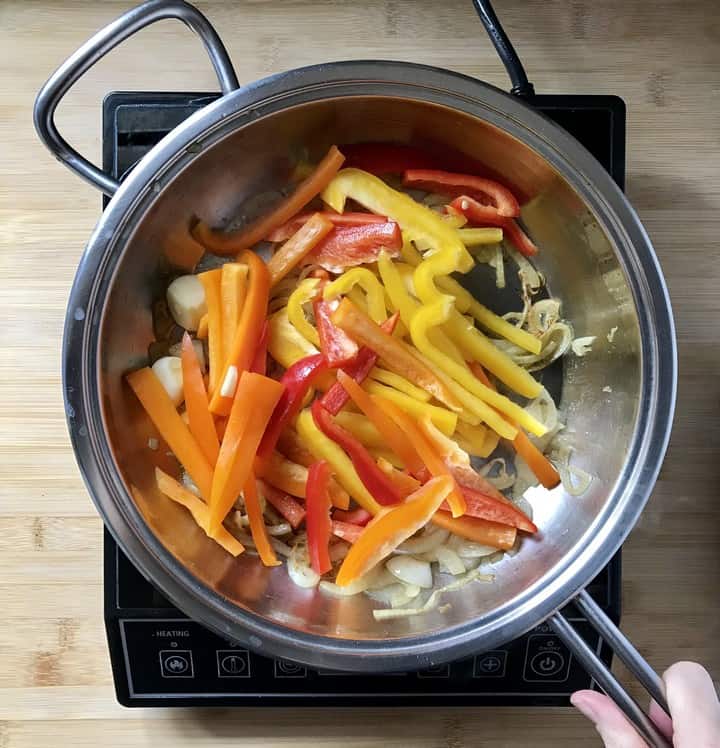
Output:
[[1, 0, 719, 745]]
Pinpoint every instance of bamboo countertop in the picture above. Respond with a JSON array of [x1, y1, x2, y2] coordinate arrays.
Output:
[[2, 1, 719, 746]]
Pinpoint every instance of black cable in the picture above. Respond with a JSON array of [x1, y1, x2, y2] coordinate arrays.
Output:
[[471, 0, 535, 97]]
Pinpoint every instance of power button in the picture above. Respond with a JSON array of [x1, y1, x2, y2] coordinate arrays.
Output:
[[523, 635, 571, 683]]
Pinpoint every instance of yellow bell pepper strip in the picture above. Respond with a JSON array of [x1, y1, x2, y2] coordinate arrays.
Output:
[[243, 472, 280, 567], [335, 476, 454, 586], [454, 421, 494, 458], [209, 372, 285, 532], [220, 263, 248, 366], [456, 227, 504, 246], [323, 267, 387, 324], [334, 411, 384, 448], [432, 512, 517, 550], [155, 468, 244, 556], [363, 380, 457, 436], [380, 399, 467, 517], [322, 168, 474, 275], [257, 479, 306, 529], [410, 298, 546, 437], [286, 277, 321, 346], [436, 275, 541, 355], [312, 400, 404, 507], [209, 251, 270, 416], [367, 366, 430, 402], [196, 313, 208, 340], [197, 269, 223, 396], [296, 408, 381, 515], [267, 308, 319, 369], [192, 145, 345, 254], [331, 297, 461, 411], [337, 370, 425, 476], [306, 461, 333, 574], [266, 212, 335, 286], [180, 332, 220, 465], [126, 368, 214, 501]]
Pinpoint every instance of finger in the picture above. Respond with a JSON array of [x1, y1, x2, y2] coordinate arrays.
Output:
[[662, 661, 720, 746], [647, 699, 673, 740], [571, 690, 648, 747]]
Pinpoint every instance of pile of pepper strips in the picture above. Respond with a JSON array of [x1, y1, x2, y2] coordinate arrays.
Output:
[[127, 143, 561, 589]]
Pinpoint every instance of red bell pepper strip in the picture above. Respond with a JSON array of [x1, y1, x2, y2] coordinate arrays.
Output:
[[256, 353, 328, 461], [266, 212, 387, 242], [404, 170, 520, 218], [320, 312, 399, 414], [309, 222, 403, 272], [331, 519, 364, 544], [258, 480, 306, 529], [313, 298, 359, 368], [442, 485, 537, 533], [333, 508, 372, 526], [432, 511, 517, 550], [340, 143, 445, 174], [306, 461, 333, 574], [311, 400, 403, 507], [249, 320, 269, 375], [450, 196, 538, 257]]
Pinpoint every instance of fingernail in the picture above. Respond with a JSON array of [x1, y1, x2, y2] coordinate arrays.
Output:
[[571, 692, 600, 723]]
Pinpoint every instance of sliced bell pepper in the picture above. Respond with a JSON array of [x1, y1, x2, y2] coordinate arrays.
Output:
[[266, 212, 335, 285], [310, 222, 402, 273], [257, 353, 327, 461], [209, 372, 285, 532], [340, 143, 444, 174], [267, 211, 386, 242], [311, 400, 403, 507], [457, 227, 504, 246], [331, 297, 461, 411], [126, 367, 214, 501], [209, 251, 270, 416], [267, 308, 319, 369], [220, 262, 248, 366], [243, 471, 280, 567], [155, 468, 244, 556], [306, 460, 333, 574], [431, 512, 517, 550], [454, 421, 496, 459], [286, 277, 321, 347], [295, 408, 381, 515], [314, 298, 359, 368], [450, 196, 538, 257], [333, 507, 372, 526], [180, 332, 220, 465], [334, 411, 384, 448], [331, 520, 364, 545], [368, 366, 430, 402], [192, 145, 345, 254], [276, 427, 316, 466], [403, 170, 520, 218], [443, 485, 536, 533], [320, 312, 399, 415], [249, 320, 269, 375], [335, 476, 454, 586], [376, 458, 421, 497], [196, 313, 208, 340], [323, 267, 387, 324], [379, 398, 466, 518], [337, 370, 425, 475], [197, 268, 224, 396], [257, 479, 305, 528]]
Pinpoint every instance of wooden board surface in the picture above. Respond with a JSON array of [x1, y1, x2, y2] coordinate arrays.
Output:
[[1, 0, 719, 745]]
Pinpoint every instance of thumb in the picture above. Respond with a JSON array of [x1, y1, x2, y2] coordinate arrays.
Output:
[[571, 690, 649, 747]]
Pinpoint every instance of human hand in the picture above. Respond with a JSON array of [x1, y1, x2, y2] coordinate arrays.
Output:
[[571, 661, 720, 746]]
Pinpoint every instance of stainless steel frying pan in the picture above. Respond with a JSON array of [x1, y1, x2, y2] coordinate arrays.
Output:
[[34, 2, 677, 744]]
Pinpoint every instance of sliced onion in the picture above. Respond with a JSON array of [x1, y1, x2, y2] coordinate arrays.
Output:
[[266, 522, 292, 537], [572, 335, 596, 357], [181, 471, 201, 497], [435, 547, 466, 576], [390, 584, 422, 608], [396, 526, 449, 555], [507, 245, 543, 296], [490, 244, 505, 289], [320, 568, 383, 597], [386, 556, 433, 589], [366, 582, 407, 605], [479, 458, 516, 491], [447, 534, 499, 558], [287, 539, 320, 588]]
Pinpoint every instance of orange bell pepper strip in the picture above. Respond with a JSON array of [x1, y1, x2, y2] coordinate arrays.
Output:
[[266, 213, 335, 286], [376, 458, 421, 497], [335, 475, 454, 586], [468, 362, 560, 490], [336, 370, 425, 476], [192, 145, 345, 254], [330, 298, 461, 411], [197, 268, 223, 396], [432, 511, 517, 550], [126, 367, 214, 501], [243, 472, 280, 567], [208, 372, 285, 532], [209, 251, 270, 416], [196, 313, 209, 340], [380, 398, 467, 518], [276, 427, 316, 467], [220, 263, 248, 365], [258, 480, 306, 529], [180, 332, 220, 465], [155, 468, 244, 556]]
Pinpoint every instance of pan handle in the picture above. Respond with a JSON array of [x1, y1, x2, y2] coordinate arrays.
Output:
[[550, 590, 671, 747], [33, 0, 238, 196]]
